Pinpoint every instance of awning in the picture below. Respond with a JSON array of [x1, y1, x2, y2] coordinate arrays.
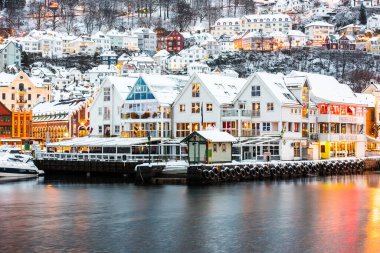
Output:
[[1, 138, 22, 142]]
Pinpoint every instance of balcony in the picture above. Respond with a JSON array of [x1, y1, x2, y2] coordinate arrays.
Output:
[[318, 133, 366, 142], [221, 109, 238, 117], [252, 111, 260, 118], [317, 114, 365, 124], [17, 99, 27, 103], [309, 133, 319, 141]]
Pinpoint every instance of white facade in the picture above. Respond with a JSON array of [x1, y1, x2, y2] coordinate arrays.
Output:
[[287, 30, 307, 47], [187, 62, 211, 76], [91, 31, 112, 52], [38, 36, 63, 58], [240, 14, 292, 33], [19, 36, 40, 54], [0, 42, 21, 71], [132, 28, 157, 53], [351, 0, 380, 7], [304, 21, 335, 46], [165, 55, 186, 72], [202, 39, 220, 57], [67, 36, 96, 55], [368, 15, 380, 31], [172, 73, 246, 138], [88, 65, 118, 86], [107, 30, 139, 51], [89, 76, 137, 136], [218, 35, 237, 52], [121, 54, 161, 76], [212, 18, 241, 37], [179, 45, 208, 64]]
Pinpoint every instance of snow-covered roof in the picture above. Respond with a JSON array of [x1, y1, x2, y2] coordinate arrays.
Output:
[[47, 136, 157, 148], [243, 14, 291, 21], [355, 93, 375, 107], [193, 130, 237, 143], [100, 51, 117, 57], [196, 73, 247, 105], [153, 49, 170, 57], [288, 71, 364, 105], [255, 72, 299, 105], [287, 30, 306, 37], [138, 74, 183, 105], [305, 21, 334, 27], [92, 31, 110, 39], [88, 65, 118, 73], [33, 99, 87, 117], [106, 76, 137, 99], [132, 28, 155, 34], [0, 73, 16, 86], [215, 17, 240, 24]]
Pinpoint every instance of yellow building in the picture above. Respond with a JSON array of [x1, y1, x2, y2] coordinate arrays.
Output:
[[12, 109, 32, 140], [367, 37, 380, 55], [0, 71, 52, 112]]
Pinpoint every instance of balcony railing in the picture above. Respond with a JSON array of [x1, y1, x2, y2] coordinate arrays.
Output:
[[252, 111, 260, 117], [221, 109, 238, 117], [17, 99, 27, 103], [309, 133, 319, 141]]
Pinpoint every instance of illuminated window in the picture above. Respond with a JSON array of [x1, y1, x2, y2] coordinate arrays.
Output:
[[192, 83, 200, 97], [294, 123, 300, 132], [192, 103, 200, 113], [267, 103, 274, 111], [179, 104, 185, 112], [206, 103, 213, 112]]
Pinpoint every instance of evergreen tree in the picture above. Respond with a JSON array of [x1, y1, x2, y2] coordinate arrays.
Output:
[[359, 3, 367, 25], [0, 0, 3, 10]]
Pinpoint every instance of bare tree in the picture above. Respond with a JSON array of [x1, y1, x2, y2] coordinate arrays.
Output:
[[28, 1, 46, 30]]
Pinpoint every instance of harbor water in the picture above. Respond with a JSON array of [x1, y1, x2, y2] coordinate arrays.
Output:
[[0, 174, 380, 253]]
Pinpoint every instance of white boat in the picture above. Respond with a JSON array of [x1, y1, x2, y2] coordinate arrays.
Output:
[[162, 160, 189, 175], [0, 147, 43, 178]]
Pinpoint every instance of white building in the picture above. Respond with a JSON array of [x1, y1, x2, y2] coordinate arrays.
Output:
[[218, 34, 237, 52], [0, 41, 21, 71], [121, 54, 161, 76], [165, 54, 186, 72], [201, 38, 220, 57], [367, 14, 380, 31], [240, 14, 292, 34], [132, 28, 157, 53], [19, 36, 40, 54], [38, 35, 63, 58], [179, 45, 208, 64], [91, 31, 112, 52], [351, 0, 380, 7], [287, 30, 307, 47], [272, 0, 312, 13], [211, 18, 241, 37], [89, 76, 137, 136], [172, 73, 247, 138], [107, 30, 139, 51], [287, 71, 366, 159], [67, 35, 96, 55], [153, 49, 170, 67], [121, 75, 183, 138], [187, 62, 211, 76], [304, 21, 335, 46], [88, 65, 118, 86]]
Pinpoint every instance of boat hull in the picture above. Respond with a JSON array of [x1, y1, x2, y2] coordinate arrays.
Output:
[[0, 168, 39, 177]]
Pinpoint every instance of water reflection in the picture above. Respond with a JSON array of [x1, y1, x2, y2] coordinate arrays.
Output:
[[0, 174, 379, 252]]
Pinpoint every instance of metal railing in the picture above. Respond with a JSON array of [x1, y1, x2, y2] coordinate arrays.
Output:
[[36, 152, 187, 163]]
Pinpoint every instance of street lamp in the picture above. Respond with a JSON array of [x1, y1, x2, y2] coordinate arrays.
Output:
[[49, 1, 59, 31]]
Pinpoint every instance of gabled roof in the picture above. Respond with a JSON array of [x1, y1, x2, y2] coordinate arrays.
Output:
[[194, 73, 247, 105], [288, 71, 364, 105], [181, 130, 237, 143], [106, 76, 137, 99], [305, 21, 334, 27]]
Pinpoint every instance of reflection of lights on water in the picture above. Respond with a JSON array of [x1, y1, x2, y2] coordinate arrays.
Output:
[[364, 188, 380, 253]]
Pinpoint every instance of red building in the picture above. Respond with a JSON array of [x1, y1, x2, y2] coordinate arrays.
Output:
[[155, 27, 170, 51], [0, 102, 12, 138], [166, 30, 184, 53]]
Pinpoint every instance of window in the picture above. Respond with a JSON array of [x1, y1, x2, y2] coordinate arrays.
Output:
[[19, 83, 24, 91], [251, 85, 261, 96], [222, 144, 226, 152], [104, 87, 111, 101], [263, 122, 271, 131], [310, 123, 315, 133], [267, 103, 274, 111], [179, 104, 185, 112], [28, 94, 31, 100], [115, 125, 120, 133], [192, 103, 200, 113], [294, 142, 300, 157], [294, 123, 300, 132], [2, 93, 5, 99], [206, 103, 213, 112], [98, 126, 103, 133], [176, 123, 190, 137], [104, 107, 111, 120], [213, 144, 217, 152], [98, 107, 102, 115], [192, 83, 200, 97]]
